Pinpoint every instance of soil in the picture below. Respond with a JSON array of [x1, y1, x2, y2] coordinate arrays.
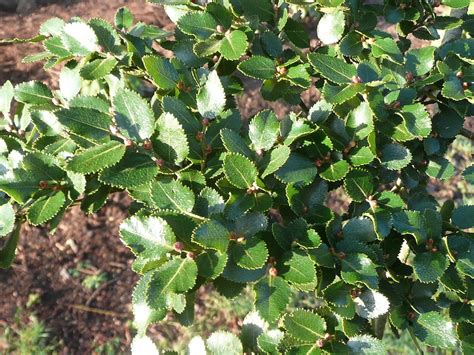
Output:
[[0, 1, 170, 353], [0, 1, 472, 353], [0, 194, 136, 352]]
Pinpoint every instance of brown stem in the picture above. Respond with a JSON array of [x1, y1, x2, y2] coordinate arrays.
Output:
[[460, 128, 473, 141]]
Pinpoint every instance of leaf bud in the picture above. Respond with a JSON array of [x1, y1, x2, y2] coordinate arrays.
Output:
[[246, 185, 258, 195], [125, 139, 134, 148], [155, 158, 165, 168], [316, 339, 325, 348], [177, 81, 186, 91], [310, 39, 321, 51], [143, 139, 153, 150], [391, 101, 401, 109], [351, 75, 362, 84], [276, 66, 288, 76], [195, 131, 205, 142], [204, 144, 213, 155], [174, 241, 184, 252], [269, 266, 278, 277]]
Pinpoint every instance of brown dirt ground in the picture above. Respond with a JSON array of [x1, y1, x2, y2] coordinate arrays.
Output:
[[0, 1, 171, 353]]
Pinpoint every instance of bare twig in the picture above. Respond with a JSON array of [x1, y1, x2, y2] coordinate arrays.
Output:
[[67, 304, 126, 318], [460, 128, 473, 141]]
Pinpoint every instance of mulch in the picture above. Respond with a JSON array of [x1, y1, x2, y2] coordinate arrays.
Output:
[[0, 1, 471, 353], [0, 1, 170, 352]]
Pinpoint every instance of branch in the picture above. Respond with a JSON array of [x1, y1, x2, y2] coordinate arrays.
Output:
[[408, 327, 425, 355], [460, 128, 474, 141]]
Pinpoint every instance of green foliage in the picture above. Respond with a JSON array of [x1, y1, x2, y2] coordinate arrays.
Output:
[[0, 0, 473, 353]]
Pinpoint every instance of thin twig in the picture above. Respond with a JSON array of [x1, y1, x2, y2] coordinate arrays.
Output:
[[86, 273, 123, 307], [67, 304, 126, 318], [408, 327, 424, 355], [460, 128, 473, 141]]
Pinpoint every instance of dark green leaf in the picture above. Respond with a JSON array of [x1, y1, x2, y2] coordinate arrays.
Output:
[[143, 55, 179, 90], [308, 53, 356, 84], [67, 141, 125, 174], [238, 56, 275, 80], [150, 178, 195, 213], [27, 191, 66, 226], [344, 168, 374, 202], [283, 309, 326, 342], [254, 276, 291, 323], [413, 252, 449, 283], [192, 219, 229, 253], [341, 253, 378, 289], [260, 145, 291, 178], [220, 30, 248, 61], [320, 160, 350, 182], [380, 143, 412, 170], [147, 257, 197, 309], [275, 153, 317, 186], [177, 12, 217, 40], [15, 81, 53, 105], [80, 57, 118, 80], [99, 151, 158, 189], [223, 153, 258, 189], [232, 237, 268, 270], [196, 250, 227, 279]]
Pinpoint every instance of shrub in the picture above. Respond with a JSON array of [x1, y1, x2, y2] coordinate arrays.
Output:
[[0, 0, 473, 353]]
